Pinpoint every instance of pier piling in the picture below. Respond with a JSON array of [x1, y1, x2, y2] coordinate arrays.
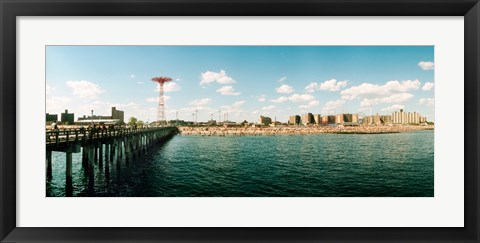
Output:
[[66, 151, 73, 196], [46, 150, 52, 179], [99, 143, 103, 168]]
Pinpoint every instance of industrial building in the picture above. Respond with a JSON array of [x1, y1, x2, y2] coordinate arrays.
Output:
[[111, 107, 124, 123], [46, 113, 58, 124], [61, 109, 74, 125], [77, 107, 125, 124]]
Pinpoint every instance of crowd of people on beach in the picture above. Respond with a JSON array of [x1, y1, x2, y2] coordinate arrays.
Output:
[[177, 125, 434, 136]]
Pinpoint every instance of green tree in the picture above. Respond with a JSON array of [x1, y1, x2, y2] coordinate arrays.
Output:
[[137, 120, 144, 127], [128, 117, 138, 126]]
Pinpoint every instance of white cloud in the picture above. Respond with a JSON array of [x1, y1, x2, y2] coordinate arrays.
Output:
[[360, 93, 414, 107], [381, 104, 405, 112], [319, 79, 348, 91], [153, 82, 181, 92], [341, 83, 385, 100], [189, 98, 212, 106], [200, 70, 236, 86], [216, 86, 240, 96], [257, 94, 266, 102], [130, 74, 135, 78], [164, 82, 181, 92], [299, 100, 320, 109], [66, 80, 105, 99], [321, 99, 345, 113], [305, 82, 319, 93], [251, 110, 259, 115], [220, 100, 246, 114], [419, 98, 434, 106], [422, 82, 434, 91], [276, 84, 294, 94], [262, 105, 276, 111], [232, 100, 245, 107], [271, 94, 314, 103], [137, 81, 144, 85], [340, 79, 420, 100], [46, 96, 70, 114], [418, 61, 434, 70], [383, 80, 421, 92], [278, 76, 287, 83], [304, 79, 347, 93], [288, 94, 314, 102], [271, 96, 289, 103]]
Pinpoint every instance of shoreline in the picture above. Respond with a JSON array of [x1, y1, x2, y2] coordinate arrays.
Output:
[[178, 125, 434, 136]]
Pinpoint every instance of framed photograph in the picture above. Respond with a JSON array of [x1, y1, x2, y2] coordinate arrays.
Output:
[[1, 0, 479, 242]]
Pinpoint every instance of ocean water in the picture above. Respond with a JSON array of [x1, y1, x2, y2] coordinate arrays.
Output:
[[46, 130, 434, 197]]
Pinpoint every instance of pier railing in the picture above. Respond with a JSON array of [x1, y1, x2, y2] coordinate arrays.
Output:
[[46, 127, 173, 146]]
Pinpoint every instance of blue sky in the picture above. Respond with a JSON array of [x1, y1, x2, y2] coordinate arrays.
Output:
[[46, 46, 434, 123]]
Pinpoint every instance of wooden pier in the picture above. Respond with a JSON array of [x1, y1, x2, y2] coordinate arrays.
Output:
[[46, 126, 179, 196]]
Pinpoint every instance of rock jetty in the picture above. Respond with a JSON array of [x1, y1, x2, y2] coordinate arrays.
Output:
[[178, 125, 434, 136]]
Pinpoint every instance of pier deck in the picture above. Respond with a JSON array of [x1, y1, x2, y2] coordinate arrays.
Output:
[[46, 127, 179, 196]]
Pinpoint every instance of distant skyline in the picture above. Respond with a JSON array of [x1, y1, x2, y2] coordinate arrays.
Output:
[[46, 46, 434, 123]]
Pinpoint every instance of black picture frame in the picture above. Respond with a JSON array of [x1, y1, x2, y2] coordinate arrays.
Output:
[[1, 0, 479, 242]]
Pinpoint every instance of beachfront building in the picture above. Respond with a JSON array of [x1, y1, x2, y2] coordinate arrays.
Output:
[[328, 115, 336, 124], [335, 114, 344, 124], [258, 116, 272, 126], [414, 112, 420, 124], [301, 113, 314, 125], [380, 115, 392, 124], [391, 109, 425, 124], [363, 114, 381, 125], [61, 109, 74, 125], [352, 114, 359, 123], [289, 115, 301, 125], [320, 115, 329, 125], [343, 114, 353, 123], [313, 114, 321, 125]]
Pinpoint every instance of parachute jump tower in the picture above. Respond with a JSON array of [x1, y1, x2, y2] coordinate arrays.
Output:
[[151, 76, 172, 126]]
